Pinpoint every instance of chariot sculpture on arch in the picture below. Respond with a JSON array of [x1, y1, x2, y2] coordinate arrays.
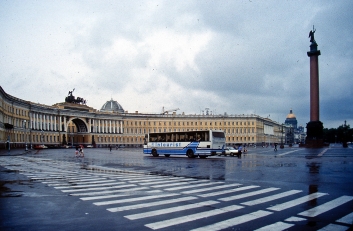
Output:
[[65, 88, 87, 105]]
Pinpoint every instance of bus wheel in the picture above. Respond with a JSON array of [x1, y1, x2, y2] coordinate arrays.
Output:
[[152, 149, 159, 157], [164, 154, 170, 157], [187, 150, 194, 158]]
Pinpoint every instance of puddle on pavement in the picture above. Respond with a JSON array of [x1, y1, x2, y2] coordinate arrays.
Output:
[[0, 181, 23, 197], [0, 169, 34, 197]]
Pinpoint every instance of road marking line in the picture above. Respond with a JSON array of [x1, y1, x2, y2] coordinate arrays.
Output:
[[267, 192, 327, 211], [276, 150, 300, 156], [138, 178, 199, 185], [70, 186, 148, 196], [145, 205, 243, 230], [48, 179, 115, 186], [317, 148, 328, 156], [219, 187, 280, 202], [182, 183, 242, 194], [44, 178, 108, 185], [54, 181, 122, 189], [284, 216, 307, 222], [125, 200, 219, 220], [298, 195, 353, 217], [94, 193, 179, 206], [317, 223, 350, 231], [191, 210, 272, 231], [165, 182, 224, 191], [336, 211, 353, 225], [61, 184, 133, 193], [200, 185, 259, 197], [150, 181, 193, 188], [128, 177, 175, 183], [241, 190, 302, 206], [254, 221, 294, 231], [79, 189, 161, 201], [107, 196, 197, 212]]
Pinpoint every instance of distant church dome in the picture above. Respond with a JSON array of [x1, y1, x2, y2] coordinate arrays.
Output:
[[100, 99, 124, 113], [286, 109, 296, 119], [285, 109, 297, 129]]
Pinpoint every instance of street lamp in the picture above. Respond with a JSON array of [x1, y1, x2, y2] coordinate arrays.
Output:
[[41, 129, 44, 146], [23, 120, 28, 151], [280, 123, 284, 149]]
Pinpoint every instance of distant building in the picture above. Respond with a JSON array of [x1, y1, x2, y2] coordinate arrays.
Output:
[[284, 109, 306, 144], [285, 109, 297, 129], [100, 99, 125, 113]]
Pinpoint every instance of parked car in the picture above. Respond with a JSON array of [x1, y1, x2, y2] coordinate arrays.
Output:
[[34, 144, 48, 149], [86, 144, 93, 148], [221, 147, 239, 156]]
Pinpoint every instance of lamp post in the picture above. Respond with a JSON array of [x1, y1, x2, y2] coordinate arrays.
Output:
[[41, 130, 44, 146], [280, 123, 284, 149], [23, 120, 28, 151]]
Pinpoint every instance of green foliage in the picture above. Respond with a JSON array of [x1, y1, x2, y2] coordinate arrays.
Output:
[[323, 123, 352, 143]]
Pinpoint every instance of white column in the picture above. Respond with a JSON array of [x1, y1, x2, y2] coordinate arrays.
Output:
[[109, 120, 112, 133], [40, 114, 43, 130], [59, 116, 62, 131], [54, 116, 57, 131], [113, 121, 116, 133], [50, 115, 53, 131], [63, 116, 67, 132], [93, 119, 95, 133], [98, 120, 101, 133], [29, 112, 34, 129], [120, 121, 123, 134]]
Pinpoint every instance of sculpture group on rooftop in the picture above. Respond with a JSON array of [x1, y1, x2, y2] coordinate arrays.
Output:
[[65, 88, 87, 105]]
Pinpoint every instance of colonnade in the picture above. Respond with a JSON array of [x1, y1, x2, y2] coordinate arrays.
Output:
[[29, 112, 124, 134]]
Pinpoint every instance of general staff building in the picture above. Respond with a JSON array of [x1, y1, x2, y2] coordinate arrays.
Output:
[[0, 86, 289, 149]]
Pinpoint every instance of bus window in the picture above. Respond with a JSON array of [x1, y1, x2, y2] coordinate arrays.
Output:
[[166, 134, 171, 142], [212, 131, 225, 138]]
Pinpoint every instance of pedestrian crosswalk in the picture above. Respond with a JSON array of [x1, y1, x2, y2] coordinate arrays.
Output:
[[1, 156, 352, 230]]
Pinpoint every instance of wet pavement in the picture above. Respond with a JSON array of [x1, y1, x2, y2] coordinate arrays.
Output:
[[0, 145, 352, 230]]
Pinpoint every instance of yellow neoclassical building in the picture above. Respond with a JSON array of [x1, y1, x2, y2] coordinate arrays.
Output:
[[0, 86, 286, 149]]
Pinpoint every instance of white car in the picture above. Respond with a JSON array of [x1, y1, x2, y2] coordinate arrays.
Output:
[[86, 145, 93, 148], [221, 147, 239, 156]]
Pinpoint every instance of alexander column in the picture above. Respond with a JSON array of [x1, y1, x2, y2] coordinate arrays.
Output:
[[306, 26, 323, 148]]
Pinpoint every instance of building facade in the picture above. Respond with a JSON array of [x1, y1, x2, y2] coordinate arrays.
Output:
[[0, 86, 287, 149]]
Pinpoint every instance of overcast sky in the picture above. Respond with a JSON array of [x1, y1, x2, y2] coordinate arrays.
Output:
[[1, 0, 352, 129]]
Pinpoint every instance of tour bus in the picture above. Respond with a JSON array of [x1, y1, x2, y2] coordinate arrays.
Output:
[[143, 130, 226, 158]]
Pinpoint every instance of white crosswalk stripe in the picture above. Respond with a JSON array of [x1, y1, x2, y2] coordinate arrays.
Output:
[[191, 210, 272, 231], [267, 192, 328, 211], [70, 187, 150, 196], [125, 200, 219, 220], [93, 193, 179, 206], [219, 187, 280, 202], [254, 221, 294, 231], [165, 181, 224, 191], [182, 183, 242, 194], [199, 185, 259, 197], [145, 205, 244, 230], [298, 195, 353, 217], [241, 190, 302, 206], [107, 196, 197, 212], [336, 212, 353, 225]]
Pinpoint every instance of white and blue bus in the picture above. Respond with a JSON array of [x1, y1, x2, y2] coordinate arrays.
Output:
[[143, 130, 225, 158]]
